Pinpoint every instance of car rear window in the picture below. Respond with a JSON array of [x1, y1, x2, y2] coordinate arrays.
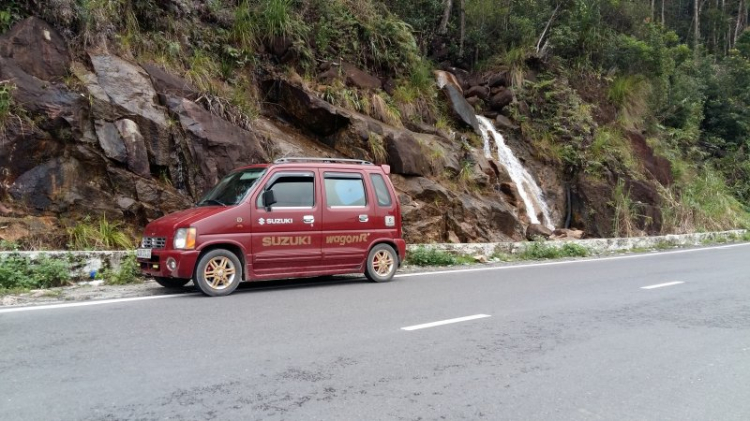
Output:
[[324, 172, 366, 207], [370, 174, 393, 207]]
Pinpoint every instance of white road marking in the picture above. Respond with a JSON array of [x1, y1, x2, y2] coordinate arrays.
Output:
[[0, 294, 188, 314], [640, 281, 685, 290], [401, 314, 491, 331], [396, 242, 750, 279]]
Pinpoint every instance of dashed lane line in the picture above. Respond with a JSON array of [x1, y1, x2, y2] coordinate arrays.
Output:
[[641, 281, 685, 290], [401, 314, 491, 331]]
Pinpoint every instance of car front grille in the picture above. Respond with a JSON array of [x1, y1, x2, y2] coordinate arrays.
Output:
[[141, 237, 167, 249]]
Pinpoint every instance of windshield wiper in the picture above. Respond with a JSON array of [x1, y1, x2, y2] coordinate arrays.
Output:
[[199, 199, 227, 207]]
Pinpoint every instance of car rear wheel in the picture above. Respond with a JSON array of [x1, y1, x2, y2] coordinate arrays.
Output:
[[365, 244, 397, 282], [153, 277, 190, 288], [194, 249, 242, 296]]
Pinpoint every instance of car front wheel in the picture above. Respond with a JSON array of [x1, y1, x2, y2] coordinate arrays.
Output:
[[194, 249, 242, 296]]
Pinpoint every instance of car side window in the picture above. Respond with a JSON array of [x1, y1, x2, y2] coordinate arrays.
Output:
[[257, 172, 315, 208], [324, 172, 366, 207], [370, 174, 393, 207]]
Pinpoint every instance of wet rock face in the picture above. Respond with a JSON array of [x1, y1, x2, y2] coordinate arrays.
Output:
[[526, 223, 553, 240], [384, 132, 432, 177], [167, 97, 268, 196], [89, 54, 172, 167], [570, 174, 663, 237], [435, 70, 480, 133], [141, 63, 200, 101], [0, 17, 70, 82], [393, 176, 524, 243], [265, 80, 351, 137]]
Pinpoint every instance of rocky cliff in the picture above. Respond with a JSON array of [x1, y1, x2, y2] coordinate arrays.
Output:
[[0, 7, 681, 248]]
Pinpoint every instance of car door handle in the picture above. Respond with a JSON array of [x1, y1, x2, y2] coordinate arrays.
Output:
[[359, 215, 369, 222], [303, 215, 315, 224]]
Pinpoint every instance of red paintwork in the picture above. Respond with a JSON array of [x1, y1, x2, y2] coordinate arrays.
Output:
[[137, 162, 406, 282]]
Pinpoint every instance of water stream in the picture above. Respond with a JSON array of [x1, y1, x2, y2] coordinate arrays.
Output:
[[477, 115, 554, 230]]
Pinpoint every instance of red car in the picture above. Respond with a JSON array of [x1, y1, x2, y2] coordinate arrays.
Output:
[[136, 157, 406, 296]]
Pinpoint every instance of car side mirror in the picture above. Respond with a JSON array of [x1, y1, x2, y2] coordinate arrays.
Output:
[[262, 190, 276, 211]]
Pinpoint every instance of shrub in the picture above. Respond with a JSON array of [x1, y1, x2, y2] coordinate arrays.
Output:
[[520, 240, 590, 260], [106, 254, 142, 285], [0, 254, 71, 290], [406, 247, 459, 266]]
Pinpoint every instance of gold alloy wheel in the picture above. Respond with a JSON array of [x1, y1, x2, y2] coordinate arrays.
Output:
[[203, 256, 236, 290], [372, 250, 394, 276]]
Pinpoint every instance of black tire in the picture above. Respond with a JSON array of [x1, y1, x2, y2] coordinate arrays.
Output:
[[153, 277, 191, 288], [193, 249, 242, 296], [364, 244, 398, 283]]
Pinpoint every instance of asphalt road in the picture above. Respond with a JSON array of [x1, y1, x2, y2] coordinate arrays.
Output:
[[2, 244, 750, 421]]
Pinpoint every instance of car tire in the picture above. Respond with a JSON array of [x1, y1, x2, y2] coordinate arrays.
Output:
[[365, 244, 397, 283], [153, 277, 190, 288], [193, 249, 242, 296]]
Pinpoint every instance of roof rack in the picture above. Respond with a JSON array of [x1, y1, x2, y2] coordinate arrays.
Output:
[[274, 157, 374, 165]]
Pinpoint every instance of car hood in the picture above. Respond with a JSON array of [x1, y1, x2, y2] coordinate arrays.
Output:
[[144, 206, 228, 235]]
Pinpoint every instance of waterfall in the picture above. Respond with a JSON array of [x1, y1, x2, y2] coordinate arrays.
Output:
[[477, 115, 554, 230]]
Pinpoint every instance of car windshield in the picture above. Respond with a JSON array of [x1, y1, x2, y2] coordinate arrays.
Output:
[[197, 168, 266, 207]]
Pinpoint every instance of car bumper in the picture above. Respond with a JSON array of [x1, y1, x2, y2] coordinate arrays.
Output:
[[138, 250, 199, 279]]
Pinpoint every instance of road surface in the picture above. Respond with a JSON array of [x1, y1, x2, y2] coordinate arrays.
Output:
[[2, 244, 750, 420]]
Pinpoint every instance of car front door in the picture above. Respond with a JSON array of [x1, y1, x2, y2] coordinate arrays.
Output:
[[250, 170, 322, 278]]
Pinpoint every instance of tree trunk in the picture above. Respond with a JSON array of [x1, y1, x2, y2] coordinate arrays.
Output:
[[459, 0, 466, 57], [651, 0, 655, 21], [661, 0, 666, 25], [439, 0, 453, 35], [735, 0, 745, 47], [536, 4, 561, 53], [695, 0, 701, 47]]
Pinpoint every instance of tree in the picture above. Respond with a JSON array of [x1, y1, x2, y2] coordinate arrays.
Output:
[[439, 0, 453, 34]]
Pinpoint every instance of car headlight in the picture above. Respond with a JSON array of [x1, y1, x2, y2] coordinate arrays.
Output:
[[173, 228, 197, 250]]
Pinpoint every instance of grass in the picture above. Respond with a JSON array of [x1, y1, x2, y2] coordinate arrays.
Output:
[[609, 179, 648, 237], [586, 127, 637, 176], [660, 165, 750, 233], [0, 81, 15, 132], [607, 75, 651, 129], [67, 215, 134, 250], [368, 132, 388, 164]]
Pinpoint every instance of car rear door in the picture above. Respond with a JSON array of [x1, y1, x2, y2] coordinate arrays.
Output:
[[320, 170, 377, 271], [249, 169, 322, 277]]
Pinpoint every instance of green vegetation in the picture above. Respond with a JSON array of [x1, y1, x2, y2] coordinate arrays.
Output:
[[104, 254, 142, 285], [406, 246, 459, 266], [0, 255, 71, 290], [0, 81, 14, 126], [520, 241, 591, 260], [67, 215, 135, 250]]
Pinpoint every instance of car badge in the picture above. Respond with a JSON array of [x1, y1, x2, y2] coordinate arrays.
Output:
[[258, 218, 265, 225]]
